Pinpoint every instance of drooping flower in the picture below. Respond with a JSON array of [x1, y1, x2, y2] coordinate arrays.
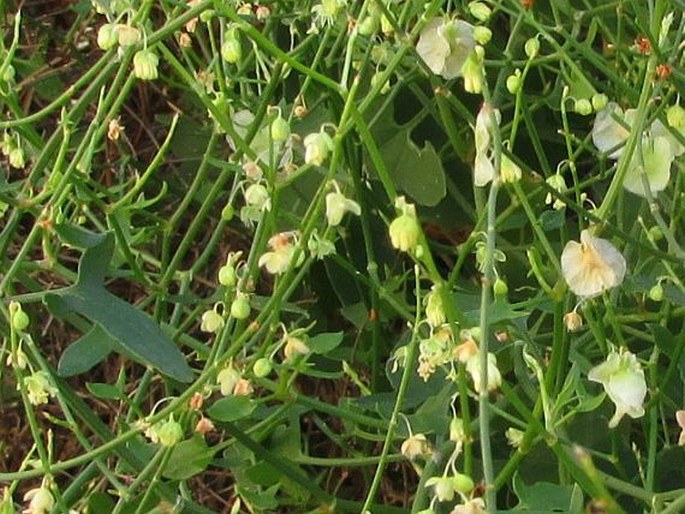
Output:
[[304, 130, 334, 166], [561, 229, 626, 298], [424, 285, 446, 327], [133, 49, 159, 81], [473, 103, 501, 186], [258, 232, 302, 274], [451, 498, 487, 514], [416, 17, 476, 79], [588, 350, 647, 428], [217, 365, 241, 396], [591, 103, 683, 197], [23, 485, 54, 514], [400, 433, 431, 460], [389, 196, 421, 252], [465, 352, 502, 393], [325, 190, 361, 226], [23, 371, 57, 405]]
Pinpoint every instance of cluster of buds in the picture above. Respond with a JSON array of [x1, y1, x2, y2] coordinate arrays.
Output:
[[1, 132, 26, 169]]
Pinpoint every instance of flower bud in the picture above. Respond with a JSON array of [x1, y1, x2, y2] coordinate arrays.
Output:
[[473, 26, 492, 45], [666, 104, 685, 129], [389, 213, 420, 252], [200, 308, 225, 333], [453, 472, 475, 494], [200, 9, 215, 22], [449, 416, 466, 444], [574, 98, 593, 116], [97, 23, 119, 50], [270, 114, 290, 142], [23, 486, 54, 514], [253, 357, 272, 377], [218, 264, 237, 287], [501, 154, 522, 183], [156, 416, 184, 447], [117, 25, 141, 46], [133, 49, 159, 81], [505, 427, 524, 447], [2, 63, 15, 83], [230, 295, 251, 320], [493, 278, 508, 297], [591, 93, 608, 112], [221, 204, 235, 221], [400, 433, 431, 460], [10, 301, 29, 331], [506, 68, 522, 94], [304, 131, 334, 166], [9, 147, 25, 169], [221, 28, 241, 63], [468, 1, 492, 21], [461, 46, 484, 94], [563, 311, 583, 332], [424, 286, 446, 327], [195, 416, 215, 435], [648, 283, 664, 302], [524, 37, 540, 58], [648, 225, 663, 241], [370, 72, 390, 94], [357, 15, 379, 36]]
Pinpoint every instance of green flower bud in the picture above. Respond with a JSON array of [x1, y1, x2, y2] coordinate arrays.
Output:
[[218, 264, 237, 287], [357, 15, 379, 36], [648, 225, 663, 241], [9, 147, 25, 169], [2, 63, 15, 83], [506, 68, 522, 94], [473, 26, 492, 45], [648, 283, 664, 302], [524, 37, 540, 59], [493, 278, 508, 297], [452, 472, 475, 494], [591, 93, 608, 112], [230, 295, 250, 320], [574, 98, 593, 116], [389, 213, 420, 252], [10, 301, 29, 331], [156, 417, 184, 447], [97, 23, 119, 50], [253, 357, 272, 377], [270, 114, 290, 142], [370, 72, 390, 94], [221, 29, 241, 63], [133, 49, 159, 81], [221, 204, 234, 221], [468, 1, 492, 22], [199, 9, 215, 23], [666, 104, 685, 129]]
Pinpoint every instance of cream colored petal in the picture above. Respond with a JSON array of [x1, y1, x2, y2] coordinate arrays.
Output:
[[441, 20, 476, 79], [474, 152, 495, 187], [416, 18, 450, 76], [651, 119, 684, 157], [623, 136, 673, 196], [562, 231, 626, 298], [592, 102, 630, 159]]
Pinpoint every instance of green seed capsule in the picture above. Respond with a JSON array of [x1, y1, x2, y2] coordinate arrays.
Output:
[[230, 296, 250, 320]]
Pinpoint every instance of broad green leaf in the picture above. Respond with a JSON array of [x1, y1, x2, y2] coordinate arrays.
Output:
[[308, 332, 344, 354], [510, 474, 581, 512], [86, 382, 124, 401], [207, 395, 257, 422], [380, 132, 445, 206], [44, 232, 194, 383], [538, 209, 566, 231], [54, 223, 109, 248], [163, 436, 216, 480], [58, 324, 115, 377]]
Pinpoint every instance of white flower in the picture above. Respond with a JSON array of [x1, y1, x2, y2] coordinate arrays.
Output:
[[217, 366, 241, 396], [473, 104, 501, 186], [588, 350, 647, 428], [591, 102, 632, 159], [304, 131, 334, 166], [466, 352, 502, 393], [258, 232, 303, 274], [400, 433, 431, 460], [416, 18, 476, 79], [622, 135, 674, 196], [325, 191, 361, 226], [23, 486, 54, 514], [592, 103, 683, 197], [561, 229, 626, 298], [244, 183, 271, 212], [425, 475, 457, 502]]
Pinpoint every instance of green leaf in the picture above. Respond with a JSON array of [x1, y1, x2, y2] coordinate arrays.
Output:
[[538, 209, 566, 232], [307, 332, 344, 354], [45, 232, 194, 383], [380, 133, 445, 206], [86, 382, 124, 401], [54, 223, 109, 248], [163, 436, 216, 480], [207, 396, 257, 422], [509, 474, 582, 512], [58, 324, 115, 377]]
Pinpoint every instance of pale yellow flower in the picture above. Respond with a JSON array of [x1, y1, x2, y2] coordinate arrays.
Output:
[[561, 230, 626, 298]]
